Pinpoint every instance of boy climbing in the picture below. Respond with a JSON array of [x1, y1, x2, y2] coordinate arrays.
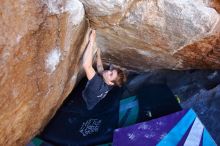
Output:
[[82, 29, 127, 110]]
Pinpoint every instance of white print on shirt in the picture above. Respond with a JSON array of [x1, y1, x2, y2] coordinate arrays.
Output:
[[79, 119, 102, 136], [97, 91, 109, 99]]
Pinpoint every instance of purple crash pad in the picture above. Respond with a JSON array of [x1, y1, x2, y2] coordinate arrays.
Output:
[[113, 109, 216, 146]]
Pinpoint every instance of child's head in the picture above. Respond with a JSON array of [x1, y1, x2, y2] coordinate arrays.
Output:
[[102, 67, 127, 87]]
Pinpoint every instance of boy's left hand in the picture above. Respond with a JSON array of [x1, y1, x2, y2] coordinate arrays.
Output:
[[89, 29, 96, 43]]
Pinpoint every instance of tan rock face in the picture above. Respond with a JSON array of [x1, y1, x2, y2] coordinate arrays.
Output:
[[0, 0, 220, 145], [210, 0, 220, 13], [0, 0, 88, 145], [82, 0, 220, 70]]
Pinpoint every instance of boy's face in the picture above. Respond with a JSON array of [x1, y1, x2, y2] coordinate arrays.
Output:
[[102, 69, 118, 86]]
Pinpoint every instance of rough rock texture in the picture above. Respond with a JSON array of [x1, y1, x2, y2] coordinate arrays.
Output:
[[0, 0, 88, 145], [1, 0, 220, 145], [82, 0, 220, 71], [210, 0, 220, 13]]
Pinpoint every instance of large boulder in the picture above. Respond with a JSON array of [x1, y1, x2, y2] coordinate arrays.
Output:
[[81, 0, 220, 70], [0, 0, 88, 145], [0, 0, 220, 145]]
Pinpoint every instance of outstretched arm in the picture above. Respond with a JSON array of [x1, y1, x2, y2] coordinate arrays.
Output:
[[82, 30, 96, 80], [96, 47, 104, 74]]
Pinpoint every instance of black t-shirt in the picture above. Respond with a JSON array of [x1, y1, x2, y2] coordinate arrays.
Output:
[[82, 73, 113, 110]]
